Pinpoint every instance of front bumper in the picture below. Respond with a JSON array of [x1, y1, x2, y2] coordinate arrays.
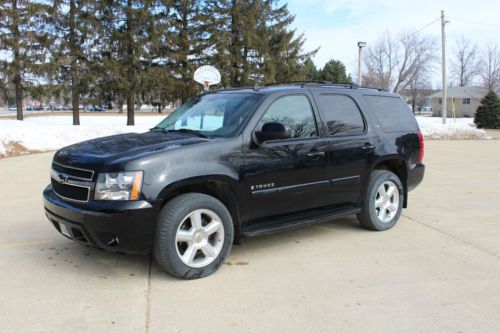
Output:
[[43, 185, 160, 254], [407, 163, 425, 191]]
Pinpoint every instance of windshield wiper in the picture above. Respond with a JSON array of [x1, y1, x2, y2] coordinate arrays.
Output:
[[150, 127, 208, 138], [165, 128, 208, 138]]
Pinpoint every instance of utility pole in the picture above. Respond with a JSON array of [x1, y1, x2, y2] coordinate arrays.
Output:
[[441, 10, 447, 124], [357, 42, 367, 85]]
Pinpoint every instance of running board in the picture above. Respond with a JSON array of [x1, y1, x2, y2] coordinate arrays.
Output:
[[241, 206, 361, 237]]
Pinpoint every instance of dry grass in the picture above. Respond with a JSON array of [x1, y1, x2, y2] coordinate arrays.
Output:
[[0, 141, 42, 158]]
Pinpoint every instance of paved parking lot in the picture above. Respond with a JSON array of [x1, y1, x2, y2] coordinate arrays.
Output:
[[1, 139, 500, 333]]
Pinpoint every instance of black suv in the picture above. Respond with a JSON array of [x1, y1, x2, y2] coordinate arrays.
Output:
[[43, 82, 425, 279]]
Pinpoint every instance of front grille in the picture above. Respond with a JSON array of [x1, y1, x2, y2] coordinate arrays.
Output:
[[51, 178, 90, 202], [52, 162, 94, 180], [50, 162, 94, 202]]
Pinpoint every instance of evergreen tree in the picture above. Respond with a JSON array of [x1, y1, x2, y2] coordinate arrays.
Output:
[[318, 59, 351, 83], [262, 1, 317, 83], [167, 0, 210, 102], [207, 0, 316, 88], [140, 1, 174, 112], [300, 58, 319, 80], [97, 0, 154, 125], [50, 0, 98, 125], [474, 90, 500, 129], [0, 0, 52, 120]]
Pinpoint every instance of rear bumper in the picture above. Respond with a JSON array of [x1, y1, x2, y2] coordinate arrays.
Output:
[[407, 163, 425, 191], [43, 185, 160, 254]]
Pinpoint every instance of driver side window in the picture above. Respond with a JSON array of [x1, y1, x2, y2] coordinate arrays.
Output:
[[259, 95, 318, 139]]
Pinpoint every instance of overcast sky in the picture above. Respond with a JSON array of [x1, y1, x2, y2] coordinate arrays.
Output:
[[287, 0, 500, 86]]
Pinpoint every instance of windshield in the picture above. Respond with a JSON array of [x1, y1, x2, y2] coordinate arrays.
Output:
[[153, 93, 264, 137]]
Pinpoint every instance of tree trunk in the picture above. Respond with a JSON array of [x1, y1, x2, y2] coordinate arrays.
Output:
[[14, 75, 22, 121], [126, 0, 134, 125], [230, 0, 240, 87], [69, 0, 80, 125], [127, 95, 134, 126], [12, 0, 23, 121]]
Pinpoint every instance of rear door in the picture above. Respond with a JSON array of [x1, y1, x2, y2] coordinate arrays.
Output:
[[311, 91, 377, 207], [243, 93, 330, 220]]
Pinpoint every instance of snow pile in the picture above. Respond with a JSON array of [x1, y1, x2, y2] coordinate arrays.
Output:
[[415, 117, 488, 140], [0, 115, 164, 157], [0, 114, 492, 157]]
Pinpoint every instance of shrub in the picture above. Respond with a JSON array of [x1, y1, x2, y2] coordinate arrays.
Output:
[[474, 90, 500, 129]]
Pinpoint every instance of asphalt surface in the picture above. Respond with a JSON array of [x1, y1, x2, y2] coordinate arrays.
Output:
[[1, 140, 500, 333]]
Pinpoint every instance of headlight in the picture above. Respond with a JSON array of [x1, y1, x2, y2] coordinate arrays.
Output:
[[94, 171, 143, 200]]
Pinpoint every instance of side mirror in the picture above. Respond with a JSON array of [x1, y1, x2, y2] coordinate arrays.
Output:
[[254, 122, 292, 143]]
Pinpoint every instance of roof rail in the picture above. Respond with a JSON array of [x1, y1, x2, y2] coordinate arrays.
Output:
[[357, 85, 388, 92], [264, 81, 364, 89], [215, 81, 387, 92], [264, 80, 332, 86]]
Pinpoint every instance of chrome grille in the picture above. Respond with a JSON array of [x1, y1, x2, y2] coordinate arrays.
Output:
[[50, 162, 94, 202], [51, 162, 94, 180]]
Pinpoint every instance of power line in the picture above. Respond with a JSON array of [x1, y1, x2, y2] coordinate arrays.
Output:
[[448, 16, 500, 26], [407, 17, 441, 38]]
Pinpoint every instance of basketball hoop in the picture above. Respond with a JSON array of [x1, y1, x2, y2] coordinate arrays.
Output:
[[194, 66, 221, 92]]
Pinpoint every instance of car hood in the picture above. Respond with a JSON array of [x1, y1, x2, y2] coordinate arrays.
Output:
[[53, 131, 210, 170]]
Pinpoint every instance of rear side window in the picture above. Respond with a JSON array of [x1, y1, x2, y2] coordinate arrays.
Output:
[[259, 95, 318, 138], [364, 95, 418, 132], [316, 94, 365, 136]]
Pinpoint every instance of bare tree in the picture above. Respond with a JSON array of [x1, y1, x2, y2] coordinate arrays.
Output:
[[450, 37, 479, 87], [479, 43, 500, 92], [406, 73, 432, 113], [363, 31, 436, 93]]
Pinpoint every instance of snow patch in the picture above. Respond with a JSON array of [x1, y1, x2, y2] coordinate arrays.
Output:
[[0, 115, 491, 157], [0, 116, 161, 157], [415, 117, 488, 140]]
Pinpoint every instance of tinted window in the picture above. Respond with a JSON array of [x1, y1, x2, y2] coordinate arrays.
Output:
[[364, 95, 418, 132], [259, 95, 317, 139], [155, 93, 264, 137], [316, 94, 365, 136]]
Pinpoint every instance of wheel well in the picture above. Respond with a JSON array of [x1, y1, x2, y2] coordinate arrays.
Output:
[[160, 180, 241, 243], [373, 159, 408, 208]]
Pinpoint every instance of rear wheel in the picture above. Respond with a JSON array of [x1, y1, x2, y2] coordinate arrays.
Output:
[[154, 193, 233, 279], [357, 170, 404, 231]]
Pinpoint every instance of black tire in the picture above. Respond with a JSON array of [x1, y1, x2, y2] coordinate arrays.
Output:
[[154, 193, 234, 279], [357, 170, 404, 231]]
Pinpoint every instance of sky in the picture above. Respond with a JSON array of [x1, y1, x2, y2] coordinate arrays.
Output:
[[286, 0, 500, 87]]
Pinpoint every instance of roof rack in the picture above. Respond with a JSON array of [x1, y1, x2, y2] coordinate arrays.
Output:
[[264, 80, 331, 86], [263, 81, 387, 92]]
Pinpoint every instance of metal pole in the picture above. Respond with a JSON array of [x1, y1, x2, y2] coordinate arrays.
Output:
[[358, 46, 363, 86], [441, 10, 447, 124]]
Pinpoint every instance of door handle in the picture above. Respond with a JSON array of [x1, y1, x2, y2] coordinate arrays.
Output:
[[362, 143, 376, 151], [306, 151, 325, 159]]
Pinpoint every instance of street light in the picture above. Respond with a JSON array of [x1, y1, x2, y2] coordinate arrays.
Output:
[[357, 41, 367, 86]]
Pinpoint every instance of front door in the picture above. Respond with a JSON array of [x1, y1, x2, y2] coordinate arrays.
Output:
[[243, 94, 330, 221]]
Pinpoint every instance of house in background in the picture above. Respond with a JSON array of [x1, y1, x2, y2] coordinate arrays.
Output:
[[429, 86, 486, 117]]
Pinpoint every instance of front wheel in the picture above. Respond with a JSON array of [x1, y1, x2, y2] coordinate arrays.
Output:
[[154, 193, 234, 279], [357, 170, 404, 231]]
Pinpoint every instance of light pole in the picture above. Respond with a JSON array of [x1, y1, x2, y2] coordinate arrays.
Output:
[[357, 41, 367, 86]]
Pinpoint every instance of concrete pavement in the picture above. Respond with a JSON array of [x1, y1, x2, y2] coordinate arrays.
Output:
[[1, 140, 500, 333]]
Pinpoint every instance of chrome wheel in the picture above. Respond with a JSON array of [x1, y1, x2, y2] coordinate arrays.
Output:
[[175, 209, 225, 268], [374, 181, 399, 223]]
